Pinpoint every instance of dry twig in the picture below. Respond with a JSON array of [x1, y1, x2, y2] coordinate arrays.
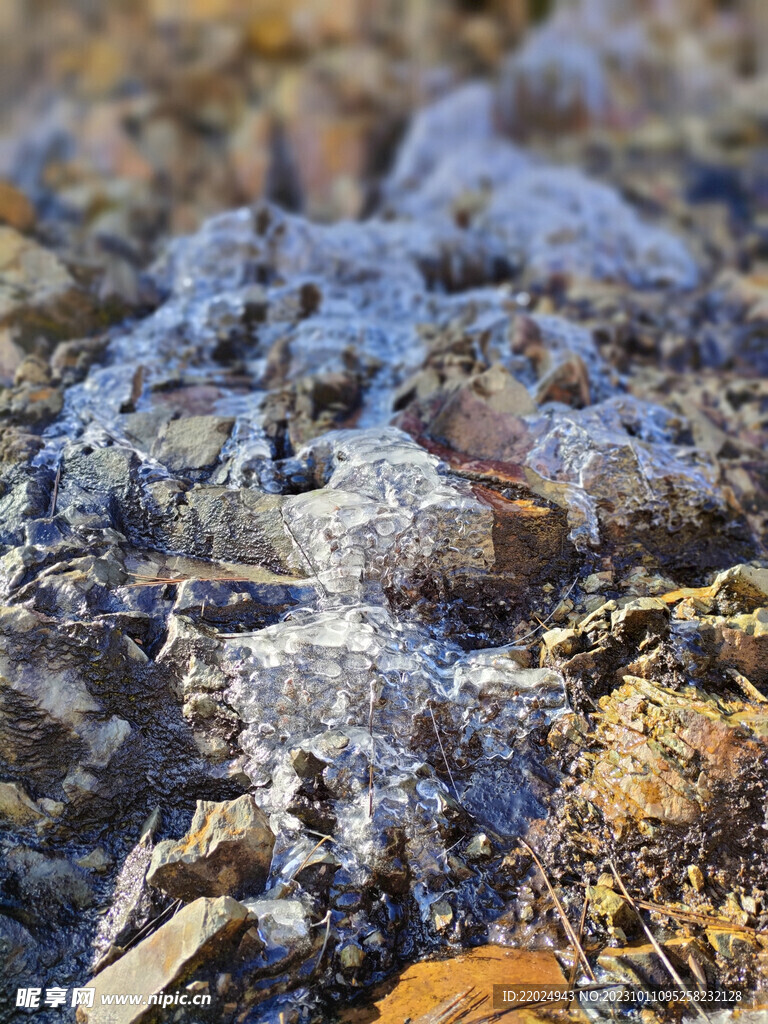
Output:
[[429, 704, 459, 802], [521, 840, 595, 981], [608, 861, 712, 1024]]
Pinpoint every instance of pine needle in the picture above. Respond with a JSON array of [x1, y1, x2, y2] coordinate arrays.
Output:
[[521, 840, 595, 982], [608, 861, 713, 1024]]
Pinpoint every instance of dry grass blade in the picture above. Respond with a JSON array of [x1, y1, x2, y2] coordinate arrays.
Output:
[[368, 681, 376, 817], [521, 840, 595, 982], [126, 571, 254, 587], [279, 508, 329, 599], [516, 575, 580, 647], [631, 897, 763, 934], [568, 894, 590, 990], [286, 834, 332, 884], [310, 909, 333, 974], [429, 704, 459, 801], [122, 898, 181, 951], [608, 861, 713, 1024], [49, 457, 61, 517]]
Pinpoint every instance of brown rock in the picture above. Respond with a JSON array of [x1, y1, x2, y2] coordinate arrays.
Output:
[[578, 676, 768, 835], [0, 181, 34, 233], [534, 352, 591, 408], [335, 944, 575, 1024], [230, 107, 272, 200], [147, 795, 275, 901], [714, 609, 768, 685], [429, 365, 536, 461]]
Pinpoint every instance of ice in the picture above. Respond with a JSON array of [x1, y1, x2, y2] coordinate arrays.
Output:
[[282, 428, 492, 598]]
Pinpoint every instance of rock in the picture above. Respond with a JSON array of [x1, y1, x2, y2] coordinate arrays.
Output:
[[0, 914, 37, 978], [0, 382, 64, 425], [14, 354, 50, 387], [688, 864, 705, 893], [151, 415, 235, 475], [335, 946, 572, 1023], [140, 486, 299, 572], [290, 748, 328, 780], [711, 564, 768, 612], [464, 834, 493, 861], [540, 627, 581, 661], [50, 335, 110, 385], [0, 781, 50, 826], [611, 598, 670, 639], [598, 937, 715, 989], [575, 676, 768, 836], [147, 795, 275, 901], [430, 900, 453, 933], [0, 181, 35, 233], [0, 227, 99, 348], [6, 847, 94, 912], [77, 896, 249, 1024], [0, 606, 134, 803], [713, 608, 768, 686], [587, 884, 637, 932], [427, 365, 536, 460], [76, 847, 114, 874], [706, 928, 759, 960], [339, 942, 365, 970]]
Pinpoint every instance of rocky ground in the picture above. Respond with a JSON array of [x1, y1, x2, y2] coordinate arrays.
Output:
[[2, 1, 768, 1023]]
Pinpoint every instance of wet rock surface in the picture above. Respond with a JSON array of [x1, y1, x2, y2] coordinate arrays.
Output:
[[2, 1, 768, 1021]]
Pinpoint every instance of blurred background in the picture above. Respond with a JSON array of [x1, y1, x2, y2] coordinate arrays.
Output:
[[0, 1, 765, 244], [0, 0, 767, 282]]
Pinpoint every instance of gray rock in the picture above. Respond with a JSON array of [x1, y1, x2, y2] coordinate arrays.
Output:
[[75, 847, 114, 874], [77, 896, 248, 1024], [0, 914, 37, 978], [711, 564, 768, 614], [147, 795, 275, 901], [151, 415, 234, 475], [6, 847, 94, 911], [0, 226, 99, 347], [0, 606, 133, 800], [464, 834, 493, 861], [142, 486, 299, 571]]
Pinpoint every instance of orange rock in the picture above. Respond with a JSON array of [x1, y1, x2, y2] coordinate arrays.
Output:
[[287, 110, 370, 219], [715, 611, 768, 685], [579, 677, 768, 835], [337, 945, 579, 1024], [229, 107, 272, 201], [0, 181, 34, 233]]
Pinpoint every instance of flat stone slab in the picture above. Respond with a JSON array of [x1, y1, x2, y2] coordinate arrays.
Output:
[[76, 896, 248, 1024]]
